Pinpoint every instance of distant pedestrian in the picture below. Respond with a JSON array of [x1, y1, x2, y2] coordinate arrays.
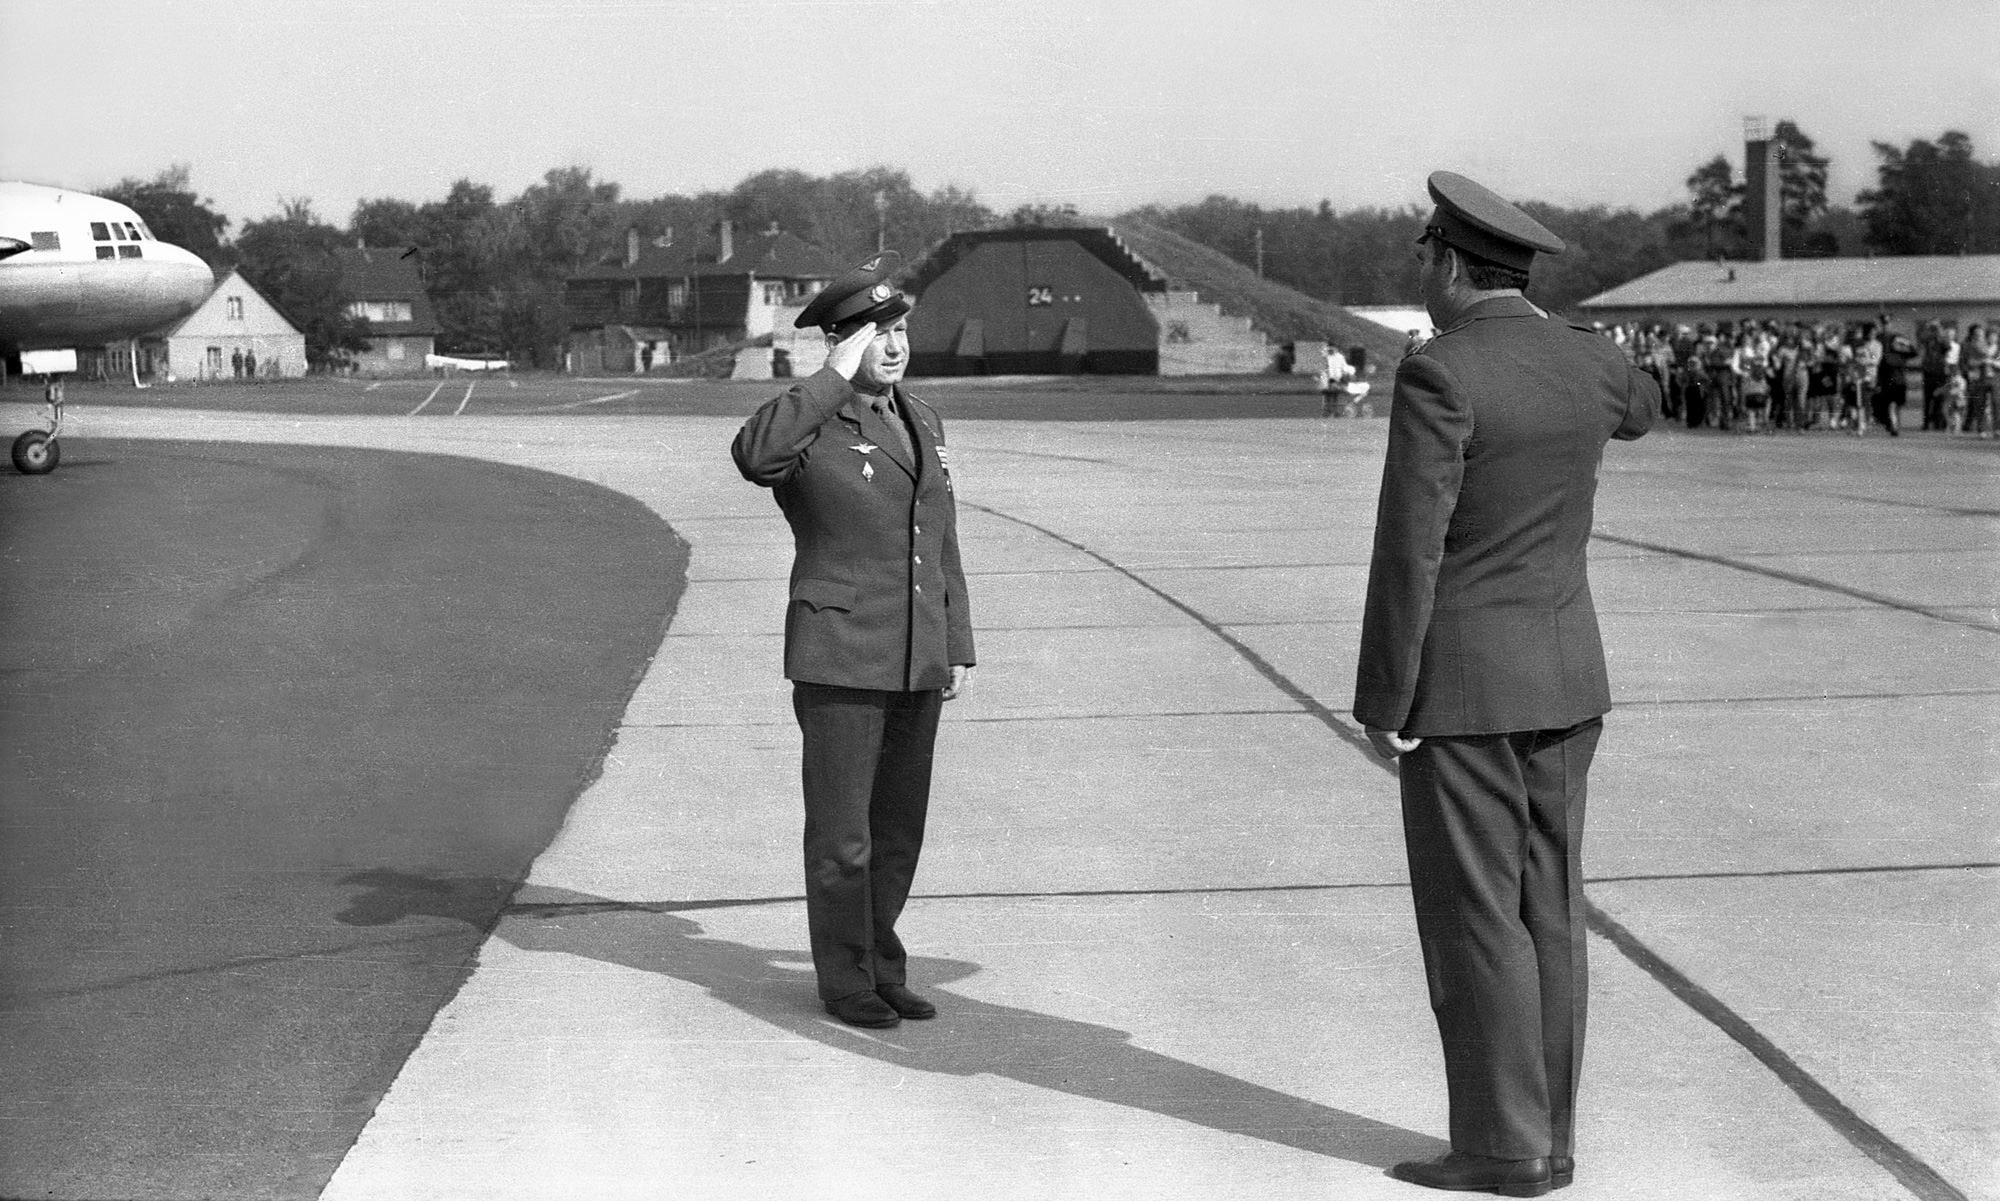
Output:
[[1319, 344, 1353, 417], [1963, 325, 1996, 437], [1877, 329, 1914, 437], [231, 348, 244, 379], [244, 349, 257, 379], [1920, 321, 1950, 430], [1848, 332, 1880, 435]]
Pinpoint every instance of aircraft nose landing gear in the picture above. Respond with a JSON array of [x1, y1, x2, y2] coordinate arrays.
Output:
[[13, 356, 68, 475]]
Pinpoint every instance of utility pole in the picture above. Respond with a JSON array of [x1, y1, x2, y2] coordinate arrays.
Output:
[[1255, 227, 1265, 278], [874, 190, 887, 254]]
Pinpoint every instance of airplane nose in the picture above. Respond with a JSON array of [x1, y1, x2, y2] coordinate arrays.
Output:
[[149, 242, 216, 316]]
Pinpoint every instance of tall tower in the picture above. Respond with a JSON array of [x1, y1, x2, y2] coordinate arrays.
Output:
[[1742, 116, 1782, 262]]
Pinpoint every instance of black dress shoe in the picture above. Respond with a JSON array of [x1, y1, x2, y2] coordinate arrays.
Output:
[[1389, 1151, 1552, 1196], [823, 990, 900, 1028], [1551, 1157, 1573, 1190], [875, 983, 936, 1019]]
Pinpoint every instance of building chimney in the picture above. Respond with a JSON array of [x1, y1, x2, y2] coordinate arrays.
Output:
[[1742, 116, 1782, 262], [625, 227, 640, 268], [718, 219, 734, 264]]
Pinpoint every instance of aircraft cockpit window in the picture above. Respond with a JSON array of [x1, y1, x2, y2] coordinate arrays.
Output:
[[31, 231, 60, 251], [97, 246, 117, 260], [125, 222, 143, 240], [91, 221, 111, 241], [117, 245, 143, 259]]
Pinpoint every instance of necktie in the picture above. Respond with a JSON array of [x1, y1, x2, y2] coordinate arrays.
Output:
[[869, 392, 914, 462]]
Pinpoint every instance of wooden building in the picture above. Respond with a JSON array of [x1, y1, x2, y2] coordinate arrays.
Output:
[[1576, 255, 2000, 330], [332, 246, 439, 375], [565, 223, 843, 373], [107, 268, 306, 382]]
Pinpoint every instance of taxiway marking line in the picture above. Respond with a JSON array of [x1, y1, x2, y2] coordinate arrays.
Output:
[[500, 860, 2000, 918], [1585, 902, 1971, 1201], [966, 498, 1973, 1201], [453, 382, 476, 416], [407, 382, 445, 417], [1592, 532, 1999, 635], [536, 389, 639, 412]]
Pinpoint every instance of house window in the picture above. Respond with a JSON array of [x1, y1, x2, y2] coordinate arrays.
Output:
[[207, 346, 223, 375], [346, 300, 413, 323], [761, 281, 785, 305], [30, 231, 59, 251], [226, 296, 244, 320]]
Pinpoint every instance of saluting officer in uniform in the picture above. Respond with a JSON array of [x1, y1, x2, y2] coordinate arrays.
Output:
[[732, 252, 975, 1029], [1354, 173, 1656, 1197]]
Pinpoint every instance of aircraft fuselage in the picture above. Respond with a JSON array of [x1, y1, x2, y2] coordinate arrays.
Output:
[[0, 181, 215, 354]]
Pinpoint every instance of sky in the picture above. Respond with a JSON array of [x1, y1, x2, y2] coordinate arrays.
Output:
[[5, 0, 1997, 233]]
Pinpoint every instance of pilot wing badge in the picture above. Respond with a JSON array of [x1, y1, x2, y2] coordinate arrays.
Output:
[[851, 441, 877, 455]]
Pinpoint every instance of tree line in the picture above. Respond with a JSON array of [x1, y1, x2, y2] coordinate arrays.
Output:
[[1133, 124, 1999, 315], [102, 123, 1998, 368]]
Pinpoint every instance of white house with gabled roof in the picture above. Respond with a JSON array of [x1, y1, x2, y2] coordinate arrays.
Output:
[[120, 267, 308, 381]]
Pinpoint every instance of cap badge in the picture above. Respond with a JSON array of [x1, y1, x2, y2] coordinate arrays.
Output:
[[862, 257, 880, 271], [871, 283, 891, 302]]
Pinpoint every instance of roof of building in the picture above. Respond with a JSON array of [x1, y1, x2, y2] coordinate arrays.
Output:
[[332, 246, 439, 336], [571, 228, 844, 282], [1102, 217, 1409, 366], [160, 268, 302, 340], [902, 221, 1407, 368], [904, 226, 1169, 297], [1577, 255, 2000, 311]]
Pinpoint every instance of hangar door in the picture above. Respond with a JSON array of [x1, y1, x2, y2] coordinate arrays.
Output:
[[908, 233, 1160, 375]]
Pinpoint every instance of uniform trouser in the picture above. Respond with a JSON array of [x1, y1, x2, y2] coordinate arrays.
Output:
[[792, 682, 943, 1001], [1399, 717, 1602, 1161]]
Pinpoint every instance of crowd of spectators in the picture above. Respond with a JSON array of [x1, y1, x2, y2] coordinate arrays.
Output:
[[1603, 318, 1998, 438]]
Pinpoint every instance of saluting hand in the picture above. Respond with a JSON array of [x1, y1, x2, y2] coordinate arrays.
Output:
[[826, 322, 878, 381]]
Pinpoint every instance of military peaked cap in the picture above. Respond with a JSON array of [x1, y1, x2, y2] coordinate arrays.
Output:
[[796, 250, 914, 332], [1420, 171, 1564, 271]]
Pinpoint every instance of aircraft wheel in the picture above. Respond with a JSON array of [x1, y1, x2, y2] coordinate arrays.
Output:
[[12, 430, 58, 474]]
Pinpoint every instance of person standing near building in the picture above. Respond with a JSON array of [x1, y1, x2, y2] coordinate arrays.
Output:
[[1920, 321, 1950, 430], [1354, 171, 1656, 1197], [1964, 324, 1996, 437], [731, 252, 975, 1029]]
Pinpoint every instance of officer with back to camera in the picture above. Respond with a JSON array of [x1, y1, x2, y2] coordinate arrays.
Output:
[[731, 252, 975, 1029], [1354, 172, 1657, 1196]]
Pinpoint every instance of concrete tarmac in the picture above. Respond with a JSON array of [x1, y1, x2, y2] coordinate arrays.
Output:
[[7, 399, 1994, 1201]]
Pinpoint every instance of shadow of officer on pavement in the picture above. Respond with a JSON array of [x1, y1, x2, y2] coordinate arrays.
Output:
[[337, 871, 1444, 1172]]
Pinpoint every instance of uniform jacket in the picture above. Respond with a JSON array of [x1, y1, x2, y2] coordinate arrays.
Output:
[[732, 366, 975, 692], [1354, 295, 1657, 737]]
